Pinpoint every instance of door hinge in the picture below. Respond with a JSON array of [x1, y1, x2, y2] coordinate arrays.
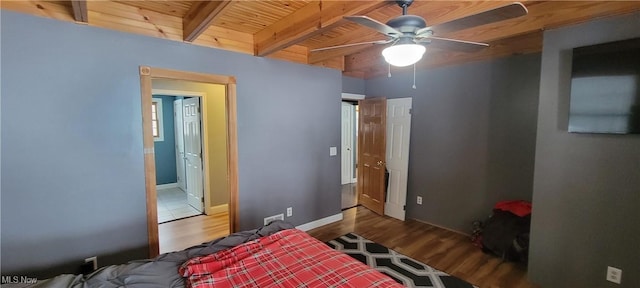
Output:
[[403, 205, 406, 210], [201, 197, 204, 203], [409, 108, 412, 115]]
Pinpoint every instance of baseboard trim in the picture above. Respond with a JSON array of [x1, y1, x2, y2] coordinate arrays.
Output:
[[209, 204, 228, 215], [296, 213, 343, 232], [156, 183, 178, 190], [410, 218, 470, 236]]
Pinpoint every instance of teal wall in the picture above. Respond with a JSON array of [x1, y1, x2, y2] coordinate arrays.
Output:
[[153, 95, 177, 185]]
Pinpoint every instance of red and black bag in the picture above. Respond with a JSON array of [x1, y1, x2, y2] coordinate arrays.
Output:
[[474, 200, 531, 263]]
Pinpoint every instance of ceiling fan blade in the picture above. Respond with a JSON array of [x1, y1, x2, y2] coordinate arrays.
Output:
[[416, 2, 528, 36], [419, 36, 489, 52], [345, 16, 402, 37], [310, 40, 392, 52]]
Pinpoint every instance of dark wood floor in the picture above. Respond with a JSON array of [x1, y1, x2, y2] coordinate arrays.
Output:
[[307, 207, 538, 288], [159, 206, 537, 288]]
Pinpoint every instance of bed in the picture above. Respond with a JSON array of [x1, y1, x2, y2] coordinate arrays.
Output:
[[26, 221, 403, 288]]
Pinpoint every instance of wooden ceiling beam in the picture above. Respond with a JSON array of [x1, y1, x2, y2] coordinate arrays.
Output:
[[310, 43, 381, 65], [71, 0, 88, 23], [267, 45, 309, 65], [183, 0, 232, 42], [308, 30, 384, 64], [344, 1, 640, 75], [254, 0, 389, 57], [313, 56, 345, 71]]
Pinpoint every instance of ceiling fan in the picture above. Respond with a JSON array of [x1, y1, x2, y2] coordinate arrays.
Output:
[[311, 0, 528, 67]]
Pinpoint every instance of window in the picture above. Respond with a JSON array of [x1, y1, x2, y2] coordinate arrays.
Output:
[[151, 98, 164, 141]]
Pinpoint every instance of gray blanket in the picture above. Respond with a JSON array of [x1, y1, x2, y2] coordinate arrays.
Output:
[[22, 221, 294, 288]]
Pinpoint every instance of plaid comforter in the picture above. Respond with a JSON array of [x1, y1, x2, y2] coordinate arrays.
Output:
[[179, 229, 403, 288]]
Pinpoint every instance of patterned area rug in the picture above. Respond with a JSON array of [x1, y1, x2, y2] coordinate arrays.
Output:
[[327, 233, 477, 288]]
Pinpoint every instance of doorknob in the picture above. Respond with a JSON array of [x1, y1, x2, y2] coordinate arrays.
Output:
[[377, 160, 384, 166]]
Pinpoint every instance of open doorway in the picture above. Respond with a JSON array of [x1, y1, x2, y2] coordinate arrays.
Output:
[[151, 80, 229, 253], [152, 90, 206, 224], [139, 67, 239, 258], [341, 93, 364, 210], [342, 95, 413, 222]]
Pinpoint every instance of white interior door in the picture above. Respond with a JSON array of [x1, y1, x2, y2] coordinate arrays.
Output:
[[174, 99, 187, 192], [353, 106, 358, 183], [385, 98, 412, 221], [183, 97, 204, 213], [341, 102, 354, 184]]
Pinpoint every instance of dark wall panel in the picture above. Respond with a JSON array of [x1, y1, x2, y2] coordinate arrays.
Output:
[[529, 12, 640, 288], [365, 54, 540, 232]]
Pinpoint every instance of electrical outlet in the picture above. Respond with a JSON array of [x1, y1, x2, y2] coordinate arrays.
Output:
[[286, 207, 293, 217], [417, 196, 423, 205], [85, 256, 98, 271], [264, 214, 285, 225], [606, 266, 622, 284]]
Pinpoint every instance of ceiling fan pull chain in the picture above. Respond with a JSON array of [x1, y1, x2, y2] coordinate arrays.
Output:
[[412, 64, 417, 89], [388, 63, 392, 78]]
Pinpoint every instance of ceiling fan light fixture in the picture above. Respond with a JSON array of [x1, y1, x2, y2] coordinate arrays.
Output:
[[382, 43, 426, 67]]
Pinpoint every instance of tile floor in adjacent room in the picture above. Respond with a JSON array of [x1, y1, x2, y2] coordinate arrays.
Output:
[[157, 187, 201, 223]]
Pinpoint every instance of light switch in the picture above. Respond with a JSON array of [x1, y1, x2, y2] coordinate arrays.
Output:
[[329, 147, 337, 156]]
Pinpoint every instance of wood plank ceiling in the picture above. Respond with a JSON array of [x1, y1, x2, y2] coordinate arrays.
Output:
[[3, 1, 639, 79]]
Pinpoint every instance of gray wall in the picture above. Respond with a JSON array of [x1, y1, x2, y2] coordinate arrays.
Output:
[[529, 13, 640, 288], [366, 54, 540, 232], [342, 76, 365, 94], [0, 11, 341, 277]]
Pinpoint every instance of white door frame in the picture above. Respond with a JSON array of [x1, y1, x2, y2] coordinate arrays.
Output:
[[341, 102, 354, 184], [141, 66, 239, 258], [341, 94, 412, 220], [183, 97, 204, 213], [352, 107, 358, 184], [342, 93, 364, 185], [341, 93, 365, 100], [384, 98, 412, 221], [174, 99, 186, 192]]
